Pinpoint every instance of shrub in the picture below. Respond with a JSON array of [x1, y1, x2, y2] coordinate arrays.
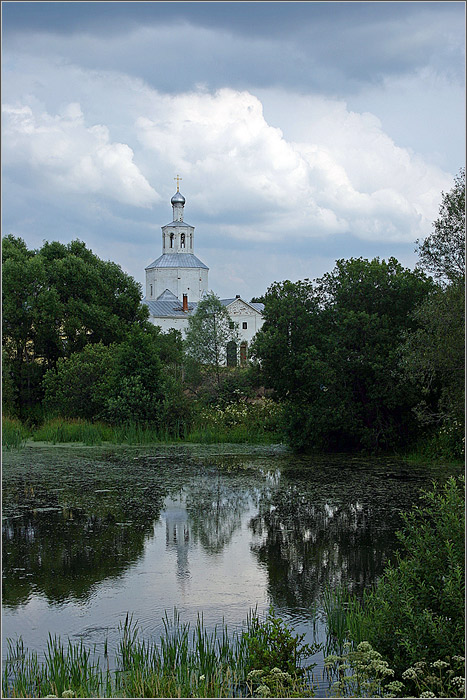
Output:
[[243, 607, 319, 677], [347, 476, 465, 673]]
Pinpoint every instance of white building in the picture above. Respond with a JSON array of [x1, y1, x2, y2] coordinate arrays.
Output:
[[142, 185, 264, 365]]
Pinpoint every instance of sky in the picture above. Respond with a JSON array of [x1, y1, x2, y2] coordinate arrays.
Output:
[[2, 1, 465, 301]]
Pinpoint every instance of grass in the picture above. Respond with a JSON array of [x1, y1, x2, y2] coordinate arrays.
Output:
[[321, 585, 373, 656], [2, 416, 30, 449], [5, 416, 282, 448], [2, 609, 316, 698]]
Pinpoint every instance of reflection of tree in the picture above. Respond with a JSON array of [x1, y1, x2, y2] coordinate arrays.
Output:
[[2, 484, 166, 608], [248, 463, 423, 612], [185, 475, 251, 554]]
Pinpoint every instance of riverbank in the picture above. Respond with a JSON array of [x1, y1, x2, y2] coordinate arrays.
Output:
[[2, 413, 284, 450]]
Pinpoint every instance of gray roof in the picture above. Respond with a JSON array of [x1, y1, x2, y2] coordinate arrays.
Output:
[[156, 289, 179, 301], [162, 221, 195, 229], [143, 298, 198, 318], [145, 253, 209, 270], [143, 292, 264, 319], [221, 298, 265, 312]]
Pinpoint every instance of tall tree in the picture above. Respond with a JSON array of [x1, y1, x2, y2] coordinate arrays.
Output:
[[2, 235, 149, 420], [184, 292, 239, 384], [415, 167, 465, 284], [400, 168, 465, 453], [252, 259, 433, 452]]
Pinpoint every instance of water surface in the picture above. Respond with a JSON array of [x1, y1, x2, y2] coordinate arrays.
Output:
[[2, 442, 458, 694]]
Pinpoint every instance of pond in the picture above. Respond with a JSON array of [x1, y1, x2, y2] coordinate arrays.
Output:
[[2, 442, 459, 696]]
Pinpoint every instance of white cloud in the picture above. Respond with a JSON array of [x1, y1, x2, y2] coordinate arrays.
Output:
[[2, 51, 458, 299], [134, 86, 451, 243], [2, 101, 159, 207]]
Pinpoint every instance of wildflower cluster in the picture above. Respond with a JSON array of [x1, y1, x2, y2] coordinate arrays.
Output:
[[325, 641, 400, 697], [401, 655, 465, 698], [428, 419, 465, 459], [200, 398, 283, 433], [246, 667, 313, 698]]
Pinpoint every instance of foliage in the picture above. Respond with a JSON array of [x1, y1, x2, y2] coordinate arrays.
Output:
[[325, 643, 465, 698], [2, 416, 30, 449], [325, 641, 398, 698], [400, 655, 465, 698], [2, 608, 319, 698], [184, 292, 239, 383], [42, 343, 115, 421], [400, 283, 464, 426], [2, 236, 148, 422], [243, 607, 319, 677], [251, 259, 433, 452], [415, 167, 465, 284], [42, 324, 185, 429], [341, 477, 465, 673], [246, 667, 313, 697]]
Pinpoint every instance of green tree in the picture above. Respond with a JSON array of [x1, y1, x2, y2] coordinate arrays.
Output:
[[415, 167, 465, 284], [2, 236, 149, 421], [42, 343, 115, 421], [252, 259, 433, 451], [400, 169, 465, 456], [184, 292, 239, 384]]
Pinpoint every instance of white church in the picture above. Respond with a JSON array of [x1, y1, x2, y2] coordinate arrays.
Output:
[[142, 182, 264, 365]]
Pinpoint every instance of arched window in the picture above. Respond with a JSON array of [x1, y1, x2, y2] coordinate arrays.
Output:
[[190, 233, 193, 248], [181, 233, 185, 248], [170, 233, 174, 248]]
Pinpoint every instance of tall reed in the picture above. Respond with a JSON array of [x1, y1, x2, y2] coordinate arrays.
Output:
[[3, 610, 250, 698], [2, 416, 29, 449]]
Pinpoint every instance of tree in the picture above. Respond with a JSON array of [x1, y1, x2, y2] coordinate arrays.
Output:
[[252, 259, 433, 452], [400, 170, 465, 454], [41, 323, 190, 429], [2, 236, 149, 421], [184, 292, 239, 384], [415, 167, 465, 284]]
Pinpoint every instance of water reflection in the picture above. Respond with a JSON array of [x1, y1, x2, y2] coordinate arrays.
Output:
[[2, 445, 459, 649], [2, 472, 167, 608]]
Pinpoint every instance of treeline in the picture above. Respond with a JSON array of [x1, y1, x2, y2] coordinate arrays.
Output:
[[2, 237, 190, 432], [2, 169, 465, 457], [251, 168, 465, 455]]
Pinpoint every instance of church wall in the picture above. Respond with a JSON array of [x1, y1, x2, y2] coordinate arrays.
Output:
[[146, 267, 208, 302], [148, 316, 191, 334]]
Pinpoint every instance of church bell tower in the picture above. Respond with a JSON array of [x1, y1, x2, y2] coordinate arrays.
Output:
[[144, 178, 209, 302]]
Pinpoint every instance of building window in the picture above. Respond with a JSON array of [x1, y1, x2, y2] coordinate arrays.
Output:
[[190, 233, 193, 248], [181, 233, 185, 248], [242, 322, 247, 329], [170, 233, 174, 248], [150, 284, 153, 296]]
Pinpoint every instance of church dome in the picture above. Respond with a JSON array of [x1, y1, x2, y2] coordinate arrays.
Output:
[[171, 191, 185, 205]]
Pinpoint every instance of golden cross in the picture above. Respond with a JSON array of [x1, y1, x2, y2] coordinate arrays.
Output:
[[174, 175, 182, 192]]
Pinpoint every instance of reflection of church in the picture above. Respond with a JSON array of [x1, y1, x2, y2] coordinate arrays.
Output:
[[164, 494, 191, 584], [142, 179, 264, 365]]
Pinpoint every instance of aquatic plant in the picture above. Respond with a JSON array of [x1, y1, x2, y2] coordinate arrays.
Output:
[[2, 607, 318, 698]]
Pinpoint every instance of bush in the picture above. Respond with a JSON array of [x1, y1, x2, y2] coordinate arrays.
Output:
[[243, 608, 318, 677], [347, 476, 465, 673]]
